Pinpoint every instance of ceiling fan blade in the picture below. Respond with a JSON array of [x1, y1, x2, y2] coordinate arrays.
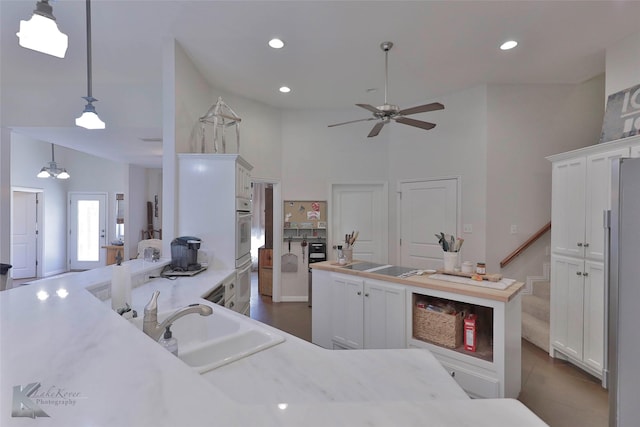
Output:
[[328, 117, 375, 128], [356, 104, 381, 113], [394, 117, 436, 130], [398, 102, 445, 116], [367, 122, 385, 137]]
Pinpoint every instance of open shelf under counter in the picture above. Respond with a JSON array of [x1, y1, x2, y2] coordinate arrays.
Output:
[[405, 284, 522, 399]]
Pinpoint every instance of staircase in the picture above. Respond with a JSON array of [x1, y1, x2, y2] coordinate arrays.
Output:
[[522, 281, 550, 352]]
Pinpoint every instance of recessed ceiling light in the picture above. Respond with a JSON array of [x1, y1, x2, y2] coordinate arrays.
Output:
[[500, 40, 518, 50], [268, 38, 285, 49], [279, 86, 291, 93]]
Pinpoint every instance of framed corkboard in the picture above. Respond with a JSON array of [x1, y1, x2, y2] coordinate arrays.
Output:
[[283, 200, 327, 230]]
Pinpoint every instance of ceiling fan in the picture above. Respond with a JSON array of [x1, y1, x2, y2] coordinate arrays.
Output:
[[328, 41, 444, 138]]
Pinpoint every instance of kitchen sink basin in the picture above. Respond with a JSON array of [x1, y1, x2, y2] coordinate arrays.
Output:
[[130, 306, 284, 373]]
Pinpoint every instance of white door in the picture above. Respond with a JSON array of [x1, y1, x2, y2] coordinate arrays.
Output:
[[550, 255, 584, 360], [551, 158, 586, 257], [363, 280, 406, 349], [69, 193, 107, 270], [331, 183, 388, 263], [399, 179, 458, 269], [11, 192, 37, 279], [584, 148, 629, 261]]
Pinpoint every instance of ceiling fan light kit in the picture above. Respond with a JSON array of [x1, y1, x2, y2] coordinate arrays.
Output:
[[328, 41, 444, 137]]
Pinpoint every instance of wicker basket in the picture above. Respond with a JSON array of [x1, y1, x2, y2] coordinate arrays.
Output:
[[413, 306, 463, 348]]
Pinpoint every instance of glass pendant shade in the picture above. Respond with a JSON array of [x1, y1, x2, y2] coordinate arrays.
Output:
[[37, 144, 70, 179], [76, 99, 105, 129], [16, 1, 68, 58]]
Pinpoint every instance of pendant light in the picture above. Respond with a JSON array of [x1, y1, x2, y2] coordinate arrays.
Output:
[[16, 0, 68, 59], [75, 0, 105, 130], [37, 144, 70, 180]]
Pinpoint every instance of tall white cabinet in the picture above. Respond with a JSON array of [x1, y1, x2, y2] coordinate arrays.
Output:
[[547, 136, 640, 380], [177, 154, 253, 315]]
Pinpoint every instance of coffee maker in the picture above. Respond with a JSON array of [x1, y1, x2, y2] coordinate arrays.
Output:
[[170, 236, 202, 271]]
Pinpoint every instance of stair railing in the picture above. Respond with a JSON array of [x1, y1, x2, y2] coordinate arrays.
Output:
[[500, 221, 551, 268]]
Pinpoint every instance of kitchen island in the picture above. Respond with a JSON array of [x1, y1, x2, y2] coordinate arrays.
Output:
[[311, 260, 524, 399], [0, 259, 545, 426]]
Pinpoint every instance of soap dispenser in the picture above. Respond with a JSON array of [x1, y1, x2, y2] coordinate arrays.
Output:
[[159, 326, 178, 356]]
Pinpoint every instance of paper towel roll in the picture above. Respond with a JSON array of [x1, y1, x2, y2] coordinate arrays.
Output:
[[111, 263, 131, 312]]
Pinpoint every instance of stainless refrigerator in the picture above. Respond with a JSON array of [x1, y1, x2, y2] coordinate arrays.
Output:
[[607, 157, 640, 427]]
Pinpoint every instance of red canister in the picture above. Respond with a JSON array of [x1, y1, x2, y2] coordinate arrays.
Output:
[[464, 313, 477, 352]]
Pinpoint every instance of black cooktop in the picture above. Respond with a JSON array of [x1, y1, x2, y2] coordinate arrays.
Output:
[[370, 266, 416, 277], [342, 262, 387, 271]]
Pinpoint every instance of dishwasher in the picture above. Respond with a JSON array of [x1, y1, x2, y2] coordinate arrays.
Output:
[[203, 284, 225, 306]]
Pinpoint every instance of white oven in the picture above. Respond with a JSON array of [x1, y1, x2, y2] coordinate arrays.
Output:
[[236, 210, 252, 264]]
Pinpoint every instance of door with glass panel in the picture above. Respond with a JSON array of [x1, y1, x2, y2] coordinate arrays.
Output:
[[69, 193, 107, 270]]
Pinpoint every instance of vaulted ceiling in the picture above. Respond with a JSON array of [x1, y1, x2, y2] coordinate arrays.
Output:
[[2, 1, 639, 167]]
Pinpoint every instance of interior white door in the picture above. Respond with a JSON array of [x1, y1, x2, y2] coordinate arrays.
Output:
[[11, 192, 37, 279], [69, 193, 107, 270], [331, 183, 388, 263], [399, 179, 458, 269]]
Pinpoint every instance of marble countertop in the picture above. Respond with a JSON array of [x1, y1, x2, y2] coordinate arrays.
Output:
[[311, 261, 524, 302], [0, 259, 546, 426]]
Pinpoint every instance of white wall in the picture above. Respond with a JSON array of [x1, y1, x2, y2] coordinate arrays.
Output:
[[10, 133, 131, 276], [605, 32, 640, 98], [388, 85, 488, 268], [485, 75, 605, 276]]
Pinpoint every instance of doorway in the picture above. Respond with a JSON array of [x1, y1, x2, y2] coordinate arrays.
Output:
[[252, 178, 282, 302], [398, 178, 459, 269], [68, 192, 107, 270], [11, 190, 40, 279], [330, 183, 388, 263]]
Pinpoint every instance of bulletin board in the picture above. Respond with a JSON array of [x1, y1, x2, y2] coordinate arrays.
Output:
[[283, 200, 327, 230]]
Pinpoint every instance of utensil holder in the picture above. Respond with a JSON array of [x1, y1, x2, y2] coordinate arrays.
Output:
[[443, 252, 458, 272], [343, 248, 353, 263]]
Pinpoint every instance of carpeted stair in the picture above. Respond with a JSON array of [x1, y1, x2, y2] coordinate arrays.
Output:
[[522, 281, 550, 352]]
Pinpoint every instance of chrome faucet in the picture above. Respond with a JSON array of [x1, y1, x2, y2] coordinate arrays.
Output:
[[143, 290, 213, 341]]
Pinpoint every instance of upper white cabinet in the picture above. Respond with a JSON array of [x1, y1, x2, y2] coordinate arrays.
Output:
[[547, 135, 640, 380], [236, 162, 252, 200]]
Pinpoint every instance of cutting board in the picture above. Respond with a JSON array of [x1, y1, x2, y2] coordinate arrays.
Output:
[[436, 269, 502, 282], [282, 253, 298, 272]]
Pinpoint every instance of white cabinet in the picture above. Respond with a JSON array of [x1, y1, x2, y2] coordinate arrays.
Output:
[[406, 286, 521, 399], [547, 138, 638, 379], [550, 256, 605, 375], [311, 267, 522, 398], [236, 162, 252, 200], [313, 271, 405, 350], [632, 143, 640, 158], [178, 154, 253, 271]]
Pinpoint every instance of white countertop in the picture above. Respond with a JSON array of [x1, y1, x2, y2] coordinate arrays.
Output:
[[0, 259, 547, 426]]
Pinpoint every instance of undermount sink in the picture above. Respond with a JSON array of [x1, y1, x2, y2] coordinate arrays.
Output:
[[130, 306, 284, 374]]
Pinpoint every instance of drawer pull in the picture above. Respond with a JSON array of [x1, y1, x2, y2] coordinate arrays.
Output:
[[357, 291, 362, 296], [450, 371, 455, 378], [583, 272, 589, 277], [577, 242, 583, 247], [364, 293, 369, 297], [583, 243, 590, 248], [576, 271, 582, 276]]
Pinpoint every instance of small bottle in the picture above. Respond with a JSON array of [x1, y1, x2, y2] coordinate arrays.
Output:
[[159, 326, 178, 356], [337, 245, 346, 265], [476, 262, 486, 275]]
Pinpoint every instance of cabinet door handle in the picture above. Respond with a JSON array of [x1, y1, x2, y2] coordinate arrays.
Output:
[[576, 271, 582, 276], [583, 272, 589, 277], [583, 243, 590, 248], [357, 291, 362, 296], [450, 371, 455, 378], [577, 242, 583, 247], [364, 293, 369, 297]]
